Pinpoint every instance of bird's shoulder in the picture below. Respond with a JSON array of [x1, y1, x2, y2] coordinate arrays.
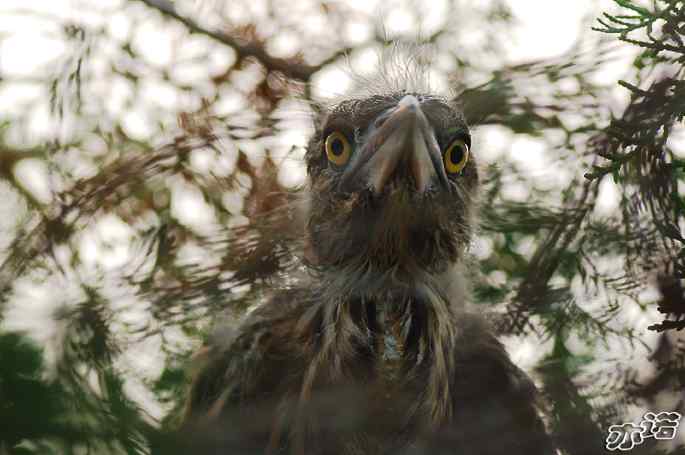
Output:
[[202, 287, 312, 353], [186, 289, 314, 404], [442, 312, 555, 455]]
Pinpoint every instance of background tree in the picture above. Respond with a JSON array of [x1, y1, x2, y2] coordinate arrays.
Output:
[[0, 0, 683, 454]]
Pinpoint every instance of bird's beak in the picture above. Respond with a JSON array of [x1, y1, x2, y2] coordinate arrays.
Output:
[[341, 94, 448, 194]]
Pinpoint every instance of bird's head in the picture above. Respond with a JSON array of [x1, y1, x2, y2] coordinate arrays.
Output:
[[305, 92, 478, 274]]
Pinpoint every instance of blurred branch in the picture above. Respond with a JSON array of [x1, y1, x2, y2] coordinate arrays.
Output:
[[0, 148, 39, 179], [649, 273, 685, 332], [495, 176, 597, 336], [133, 0, 350, 81], [0, 146, 45, 207]]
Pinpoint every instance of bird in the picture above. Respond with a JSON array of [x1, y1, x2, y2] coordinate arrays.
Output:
[[169, 52, 557, 455]]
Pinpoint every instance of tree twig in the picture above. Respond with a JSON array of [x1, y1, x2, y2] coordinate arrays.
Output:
[[133, 0, 349, 81]]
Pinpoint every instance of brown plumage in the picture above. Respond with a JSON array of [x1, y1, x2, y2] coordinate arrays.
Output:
[[171, 66, 556, 455]]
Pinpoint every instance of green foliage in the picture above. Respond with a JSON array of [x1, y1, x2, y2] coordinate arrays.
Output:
[[0, 333, 66, 452]]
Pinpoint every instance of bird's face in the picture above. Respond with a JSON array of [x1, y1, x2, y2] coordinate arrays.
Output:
[[306, 92, 478, 273]]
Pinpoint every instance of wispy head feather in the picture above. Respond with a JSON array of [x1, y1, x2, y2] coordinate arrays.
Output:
[[323, 43, 443, 105]]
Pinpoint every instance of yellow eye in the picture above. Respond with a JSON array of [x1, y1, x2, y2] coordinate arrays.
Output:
[[443, 139, 469, 175], [325, 132, 352, 167]]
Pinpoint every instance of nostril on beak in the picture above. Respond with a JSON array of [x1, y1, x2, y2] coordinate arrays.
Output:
[[374, 115, 388, 129]]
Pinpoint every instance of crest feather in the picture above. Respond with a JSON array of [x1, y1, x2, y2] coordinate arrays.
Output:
[[326, 43, 443, 104]]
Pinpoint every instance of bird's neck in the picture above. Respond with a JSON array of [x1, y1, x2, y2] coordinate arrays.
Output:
[[310, 279, 462, 424], [369, 295, 413, 384], [291, 263, 468, 427], [313, 260, 470, 313]]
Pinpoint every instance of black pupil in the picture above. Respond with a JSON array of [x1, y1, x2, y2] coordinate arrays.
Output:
[[331, 138, 344, 156], [450, 145, 463, 165]]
